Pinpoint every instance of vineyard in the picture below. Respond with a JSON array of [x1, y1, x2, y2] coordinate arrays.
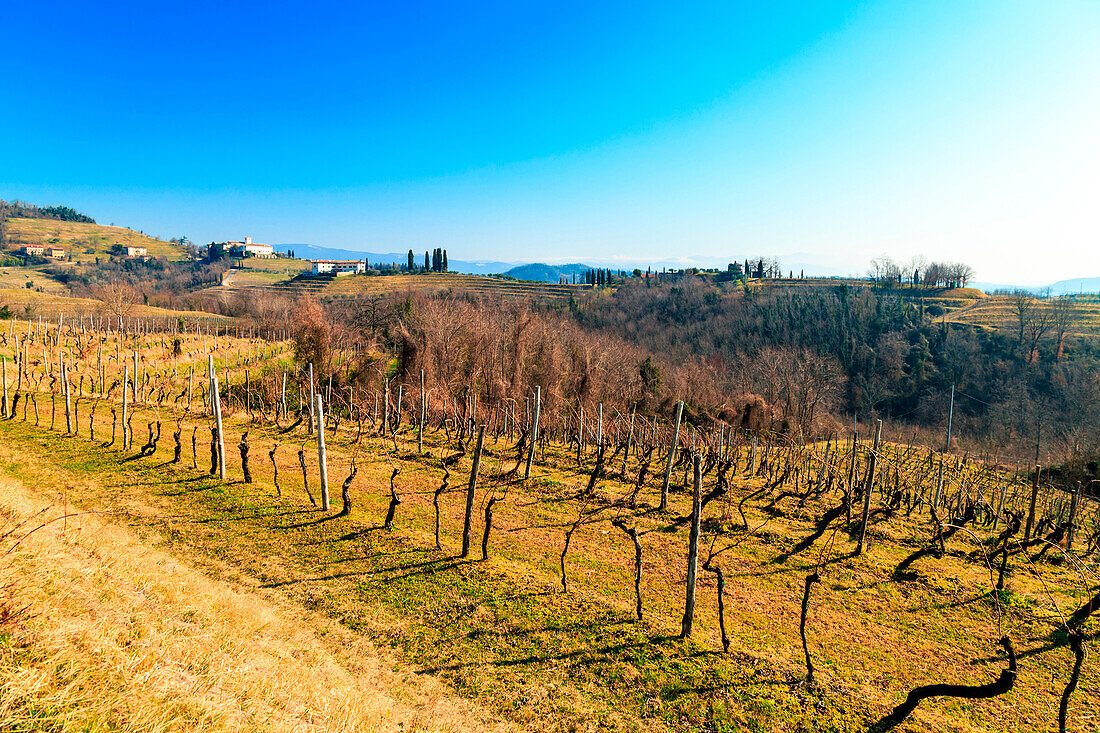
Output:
[[944, 295, 1100, 338], [0, 311, 1097, 732], [231, 271, 586, 303]]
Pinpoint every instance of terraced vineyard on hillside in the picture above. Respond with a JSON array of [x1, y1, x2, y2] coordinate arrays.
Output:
[[944, 294, 1100, 336]]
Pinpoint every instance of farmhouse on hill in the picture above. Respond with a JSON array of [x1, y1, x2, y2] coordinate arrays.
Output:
[[46, 247, 66, 259], [20, 245, 45, 257], [125, 246, 147, 257], [311, 259, 365, 276], [219, 236, 275, 258]]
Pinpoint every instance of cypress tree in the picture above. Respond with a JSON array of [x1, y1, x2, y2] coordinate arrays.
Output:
[[442, 250, 448, 271]]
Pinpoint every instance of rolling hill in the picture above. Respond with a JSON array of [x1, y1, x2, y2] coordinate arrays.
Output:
[[502, 262, 592, 283], [2, 217, 188, 262]]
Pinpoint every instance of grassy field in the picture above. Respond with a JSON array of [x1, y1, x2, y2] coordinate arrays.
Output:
[[0, 265, 68, 295], [220, 258, 312, 288], [2, 218, 188, 262], [0, 328, 1094, 732]]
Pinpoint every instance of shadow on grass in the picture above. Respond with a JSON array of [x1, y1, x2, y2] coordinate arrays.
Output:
[[970, 628, 1098, 665], [113, 474, 208, 491], [156, 481, 226, 496], [280, 512, 346, 529], [417, 632, 681, 675], [187, 507, 317, 524], [770, 504, 848, 564], [261, 556, 471, 588]]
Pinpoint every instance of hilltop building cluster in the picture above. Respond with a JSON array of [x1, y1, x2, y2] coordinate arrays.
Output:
[[210, 236, 275, 258]]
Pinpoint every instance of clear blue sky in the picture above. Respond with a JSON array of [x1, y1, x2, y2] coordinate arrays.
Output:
[[2, 1, 1098, 282]]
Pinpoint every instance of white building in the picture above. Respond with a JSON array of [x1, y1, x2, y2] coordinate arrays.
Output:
[[125, 246, 148, 257], [311, 259, 365, 276], [222, 236, 275, 258], [21, 245, 45, 256]]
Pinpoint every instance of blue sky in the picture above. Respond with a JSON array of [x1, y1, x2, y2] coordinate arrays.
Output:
[[2, 1, 1098, 283]]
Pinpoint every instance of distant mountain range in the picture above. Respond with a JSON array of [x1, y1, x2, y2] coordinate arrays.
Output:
[[970, 278, 1100, 296]]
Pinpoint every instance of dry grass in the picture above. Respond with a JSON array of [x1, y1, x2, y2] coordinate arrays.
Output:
[[0, 289, 222, 323], [944, 295, 1100, 337], [0, 267, 68, 296], [0, 476, 509, 732], [3, 219, 187, 262], [231, 258, 312, 275]]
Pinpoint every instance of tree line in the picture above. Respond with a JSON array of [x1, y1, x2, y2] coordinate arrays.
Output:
[[0, 199, 96, 226]]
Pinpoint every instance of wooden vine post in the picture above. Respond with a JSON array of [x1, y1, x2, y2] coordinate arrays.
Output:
[[1023, 464, 1040, 543], [856, 419, 882, 556], [315, 393, 329, 510], [461, 425, 486, 558], [622, 403, 636, 475], [932, 455, 944, 512], [212, 375, 226, 481], [680, 453, 702, 638], [1065, 482, 1081, 552], [62, 353, 73, 434], [661, 400, 684, 511], [122, 364, 130, 449], [418, 369, 426, 453], [307, 363, 315, 435], [524, 386, 541, 479]]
